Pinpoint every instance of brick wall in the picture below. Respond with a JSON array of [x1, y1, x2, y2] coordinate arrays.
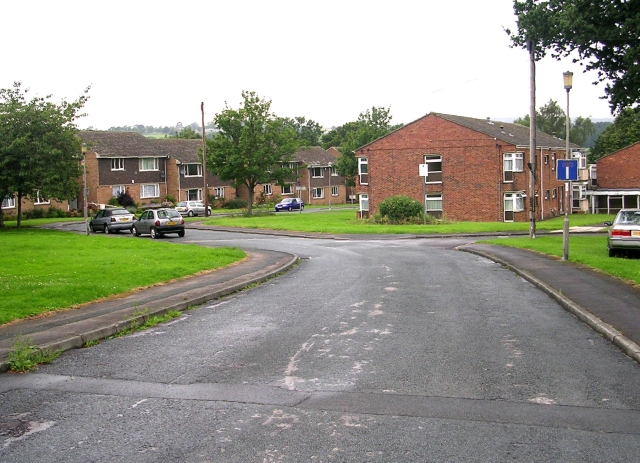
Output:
[[597, 142, 640, 189]]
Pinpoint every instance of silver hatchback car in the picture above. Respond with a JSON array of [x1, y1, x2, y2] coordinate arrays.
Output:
[[175, 201, 209, 217], [89, 207, 136, 234], [133, 208, 185, 239], [605, 209, 640, 257]]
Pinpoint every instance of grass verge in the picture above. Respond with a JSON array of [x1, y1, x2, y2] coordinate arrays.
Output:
[[0, 229, 246, 324], [8, 336, 61, 372]]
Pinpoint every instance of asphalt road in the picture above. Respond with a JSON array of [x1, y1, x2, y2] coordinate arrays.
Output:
[[1, 229, 640, 462]]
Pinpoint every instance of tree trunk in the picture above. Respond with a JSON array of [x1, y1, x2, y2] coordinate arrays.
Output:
[[247, 185, 254, 216], [16, 191, 23, 229]]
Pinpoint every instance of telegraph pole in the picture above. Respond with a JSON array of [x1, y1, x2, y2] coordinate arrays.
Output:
[[201, 102, 209, 217]]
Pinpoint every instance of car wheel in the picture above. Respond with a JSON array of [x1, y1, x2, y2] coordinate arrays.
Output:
[[188, 210, 194, 217], [89, 223, 95, 233], [104, 224, 110, 234], [178, 229, 185, 238], [288, 206, 292, 212], [130, 227, 135, 234], [150, 228, 160, 239], [300, 205, 304, 211], [608, 247, 617, 257], [133, 226, 141, 237]]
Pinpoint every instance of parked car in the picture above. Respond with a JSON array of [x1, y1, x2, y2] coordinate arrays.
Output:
[[175, 201, 210, 217], [133, 208, 185, 239], [604, 208, 640, 257], [274, 197, 304, 212], [89, 207, 136, 234]]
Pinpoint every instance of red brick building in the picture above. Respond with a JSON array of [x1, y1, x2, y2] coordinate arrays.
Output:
[[590, 141, 640, 213], [354, 113, 583, 222]]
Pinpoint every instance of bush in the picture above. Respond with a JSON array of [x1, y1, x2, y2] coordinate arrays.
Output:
[[23, 208, 45, 220], [378, 196, 423, 223], [46, 207, 68, 218], [116, 191, 135, 208], [108, 197, 119, 206], [222, 198, 247, 209]]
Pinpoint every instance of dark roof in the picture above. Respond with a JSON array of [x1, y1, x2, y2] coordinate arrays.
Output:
[[78, 131, 201, 162], [293, 146, 338, 167], [356, 113, 580, 152]]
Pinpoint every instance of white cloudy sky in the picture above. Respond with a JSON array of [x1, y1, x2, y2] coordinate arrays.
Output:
[[2, 0, 614, 130]]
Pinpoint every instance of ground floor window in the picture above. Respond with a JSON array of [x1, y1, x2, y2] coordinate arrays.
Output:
[[282, 184, 294, 195], [425, 193, 442, 218], [572, 184, 586, 209], [263, 184, 272, 195], [331, 186, 339, 197], [504, 192, 525, 222], [359, 194, 369, 211], [312, 187, 324, 199], [214, 187, 225, 199], [112, 185, 126, 197], [141, 183, 160, 199], [2, 196, 15, 209], [187, 189, 202, 201], [34, 190, 49, 205]]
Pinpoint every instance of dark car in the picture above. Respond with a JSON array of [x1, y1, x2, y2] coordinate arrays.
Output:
[[133, 208, 185, 239], [605, 208, 640, 257], [274, 197, 304, 212], [89, 207, 136, 234]]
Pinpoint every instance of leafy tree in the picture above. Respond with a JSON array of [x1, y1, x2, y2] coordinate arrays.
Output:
[[508, 0, 640, 114], [328, 107, 403, 187], [0, 82, 90, 228], [589, 107, 640, 163], [205, 91, 298, 215], [282, 116, 323, 147], [513, 98, 595, 145], [173, 126, 201, 139]]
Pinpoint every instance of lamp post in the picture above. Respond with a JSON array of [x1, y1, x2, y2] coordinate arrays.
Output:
[[328, 162, 332, 210], [562, 71, 573, 261], [82, 144, 88, 236]]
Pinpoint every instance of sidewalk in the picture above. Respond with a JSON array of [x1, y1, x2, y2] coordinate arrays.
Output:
[[0, 250, 298, 372]]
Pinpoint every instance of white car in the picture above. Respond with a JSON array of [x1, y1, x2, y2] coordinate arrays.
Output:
[[175, 201, 210, 217]]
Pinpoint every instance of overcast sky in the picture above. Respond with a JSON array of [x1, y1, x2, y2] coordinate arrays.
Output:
[[2, 0, 614, 131]]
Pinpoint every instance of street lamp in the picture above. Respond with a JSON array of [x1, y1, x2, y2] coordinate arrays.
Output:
[[328, 162, 332, 210], [562, 71, 573, 261], [82, 144, 88, 236]]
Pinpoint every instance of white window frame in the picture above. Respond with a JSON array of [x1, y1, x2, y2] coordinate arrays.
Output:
[[140, 183, 160, 199], [423, 155, 442, 184], [330, 166, 338, 176], [359, 193, 369, 212], [34, 190, 50, 205], [282, 184, 294, 195], [358, 157, 368, 185], [187, 189, 202, 201], [504, 192, 525, 222], [111, 158, 125, 171], [503, 152, 524, 182], [2, 196, 15, 209], [552, 189, 557, 199], [312, 167, 323, 178], [184, 163, 203, 177], [551, 153, 556, 171], [139, 157, 159, 171], [572, 151, 587, 169], [214, 187, 225, 199], [425, 193, 442, 213], [312, 187, 324, 199], [263, 184, 273, 195], [112, 185, 126, 197], [331, 185, 339, 197], [573, 183, 586, 200]]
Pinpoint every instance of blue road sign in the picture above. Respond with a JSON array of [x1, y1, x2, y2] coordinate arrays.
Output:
[[557, 159, 579, 181]]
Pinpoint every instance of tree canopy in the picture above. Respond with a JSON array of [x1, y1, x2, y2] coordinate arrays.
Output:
[[514, 98, 596, 146], [589, 107, 640, 163], [282, 116, 323, 147], [205, 91, 298, 215], [0, 82, 90, 227], [508, 0, 640, 113], [324, 107, 403, 187]]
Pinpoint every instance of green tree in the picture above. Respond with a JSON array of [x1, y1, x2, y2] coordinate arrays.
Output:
[[173, 126, 201, 139], [328, 107, 403, 187], [0, 82, 90, 228], [282, 116, 323, 147], [508, 0, 640, 114], [513, 99, 595, 145], [205, 91, 298, 215], [589, 107, 640, 163]]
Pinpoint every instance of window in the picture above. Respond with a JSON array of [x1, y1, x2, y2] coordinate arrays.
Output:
[[544, 155, 549, 165], [573, 184, 586, 208], [552, 189, 557, 199], [2, 196, 15, 209], [112, 185, 126, 197], [111, 158, 125, 171], [358, 158, 368, 184], [572, 151, 587, 169], [330, 166, 338, 176], [503, 152, 523, 182], [140, 183, 159, 198], [424, 155, 442, 183], [263, 184, 272, 195], [425, 193, 442, 218], [331, 186, 339, 197], [34, 190, 49, 205], [312, 187, 324, 199], [359, 194, 369, 212], [184, 164, 202, 177], [544, 190, 549, 200], [282, 184, 293, 195], [312, 167, 323, 178], [504, 192, 525, 222], [551, 153, 556, 170], [139, 158, 159, 171], [214, 187, 225, 199], [187, 189, 202, 201]]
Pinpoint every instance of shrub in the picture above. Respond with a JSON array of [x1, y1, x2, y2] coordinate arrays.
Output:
[[46, 207, 68, 218], [108, 196, 119, 206], [116, 191, 135, 208], [378, 196, 423, 223], [164, 195, 177, 206], [222, 198, 247, 209]]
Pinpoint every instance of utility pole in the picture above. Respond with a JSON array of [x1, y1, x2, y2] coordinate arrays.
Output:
[[528, 39, 537, 239], [201, 102, 208, 217], [563, 72, 573, 261]]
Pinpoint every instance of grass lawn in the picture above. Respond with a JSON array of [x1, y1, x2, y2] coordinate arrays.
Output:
[[201, 209, 615, 235], [0, 229, 246, 324], [479, 235, 640, 285]]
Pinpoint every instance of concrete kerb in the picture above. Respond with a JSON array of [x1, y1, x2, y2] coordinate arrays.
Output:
[[0, 253, 299, 373], [457, 245, 640, 364]]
